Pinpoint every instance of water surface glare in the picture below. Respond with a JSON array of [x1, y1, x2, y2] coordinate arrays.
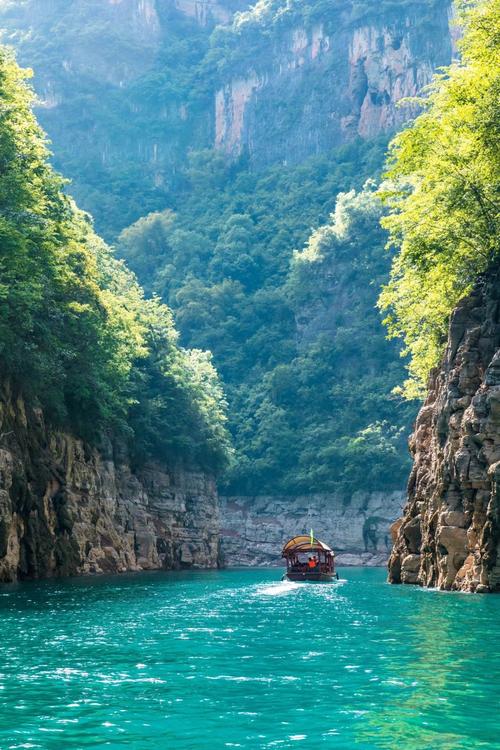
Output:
[[0, 567, 499, 749]]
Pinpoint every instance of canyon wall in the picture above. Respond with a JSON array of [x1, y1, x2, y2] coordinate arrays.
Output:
[[389, 268, 500, 593], [0, 0, 454, 235], [215, 3, 454, 166], [220, 491, 404, 567], [0, 386, 220, 583], [173, 0, 248, 26]]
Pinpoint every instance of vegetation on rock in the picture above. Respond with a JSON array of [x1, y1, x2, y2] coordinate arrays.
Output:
[[379, 0, 500, 397], [0, 0, 452, 237], [0, 48, 230, 472], [205, 0, 448, 80]]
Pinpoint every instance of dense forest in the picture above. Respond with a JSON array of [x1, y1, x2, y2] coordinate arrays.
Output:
[[0, 0, 461, 498], [0, 47, 230, 473], [119, 145, 416, 494]]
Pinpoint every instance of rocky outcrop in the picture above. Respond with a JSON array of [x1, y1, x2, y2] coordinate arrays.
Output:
[[0, 386, 220, 583], [215, 3, 454, 165], [220, 491, 404, 567], [389, 268, 500, 592]]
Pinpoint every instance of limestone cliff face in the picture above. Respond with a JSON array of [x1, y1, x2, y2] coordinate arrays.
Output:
[[389, 268, 500, 592], [0, 387, 220, 583], [0, 1, 454, 233], [220, 491, 404, 567], [215, 4, 454, 165]]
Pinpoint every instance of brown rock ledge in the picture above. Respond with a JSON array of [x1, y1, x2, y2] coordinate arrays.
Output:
[[0, 386, 220, 583]]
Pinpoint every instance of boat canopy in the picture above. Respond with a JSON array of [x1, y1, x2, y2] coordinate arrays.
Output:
[[282, 535, 333, 556]]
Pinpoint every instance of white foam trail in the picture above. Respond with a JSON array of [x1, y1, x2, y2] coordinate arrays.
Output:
[[255, 580, 302, 596]]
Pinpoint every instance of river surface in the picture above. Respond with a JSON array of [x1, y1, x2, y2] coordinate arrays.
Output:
[[0, 567, 499, 749]]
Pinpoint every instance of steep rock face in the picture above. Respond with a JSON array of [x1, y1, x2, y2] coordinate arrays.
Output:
[[0, 387, 220, 583], [220, 491, 404, 567], [0, 0, 453, 235], [389, 269, 500, 592], [173, 0, 247, 26], [215, 4, 454, 165]]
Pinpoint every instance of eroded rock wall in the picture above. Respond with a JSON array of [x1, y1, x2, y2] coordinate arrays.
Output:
[[0, 387, 220, 583], [0, 0, 454, 233], [215, 4, 454, 165], [173, 0, 247, 26], [389, 269, 500, 592], [220, 491, 404, 567]]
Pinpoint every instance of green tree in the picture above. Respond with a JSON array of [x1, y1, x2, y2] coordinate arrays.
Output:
[[379, 0, 500, 397], [0, 47, 230, 473]]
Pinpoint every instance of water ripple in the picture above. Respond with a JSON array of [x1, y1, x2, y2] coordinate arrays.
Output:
[[0, 568, 499, 749]]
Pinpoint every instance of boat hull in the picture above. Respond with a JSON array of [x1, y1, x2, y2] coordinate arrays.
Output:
[[285, 571, 335, 583]]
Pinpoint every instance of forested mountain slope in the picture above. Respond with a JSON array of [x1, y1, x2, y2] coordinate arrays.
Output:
[[0, 46, 229, 470], [0, 0, 455, 501], [119, 165, 416, 495], [0, 0, 454, 235]]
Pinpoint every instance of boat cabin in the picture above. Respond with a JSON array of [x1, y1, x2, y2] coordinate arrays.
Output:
[[282, 535, 336, 582]]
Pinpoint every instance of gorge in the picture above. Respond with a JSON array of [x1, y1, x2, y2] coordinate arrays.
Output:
[[0, 0, 498, 589], [0, 1, 499, 746]]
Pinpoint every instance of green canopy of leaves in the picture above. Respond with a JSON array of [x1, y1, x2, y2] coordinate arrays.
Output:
[[119, 150, 416, 495], [0, 48, 230, 473], [379, 0, 500, 397]]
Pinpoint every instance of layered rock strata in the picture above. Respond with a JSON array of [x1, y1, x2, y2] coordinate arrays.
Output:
[[220, 491, 404, 567], [0, 387, 220, 583], [389, 269, 500, 592]]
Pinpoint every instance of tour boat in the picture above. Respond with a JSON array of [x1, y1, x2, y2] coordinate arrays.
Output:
[[282, 534, 337, 582]]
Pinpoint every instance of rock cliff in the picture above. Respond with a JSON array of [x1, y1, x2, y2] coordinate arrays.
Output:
[[220, 491, 404, 567], [215, 3, 454, 166], [0, 0, 454, 235], [0, 386, 220, 583], [389, 268, 500, 592]]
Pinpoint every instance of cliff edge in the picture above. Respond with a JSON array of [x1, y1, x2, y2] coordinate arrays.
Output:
[[0, 386, 220, 582], [389, 267, 500, 592]]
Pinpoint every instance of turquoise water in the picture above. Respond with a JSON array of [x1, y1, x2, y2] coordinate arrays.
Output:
[[0, 568, 499, 750]]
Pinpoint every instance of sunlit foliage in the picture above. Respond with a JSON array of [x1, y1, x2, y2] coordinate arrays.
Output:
[[379, 0, 500, 397], [120, 165, 416, 494], [0, 48, 230, 472]]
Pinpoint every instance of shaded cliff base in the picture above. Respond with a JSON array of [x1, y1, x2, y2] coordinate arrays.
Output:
[[389, 269, 500, 593], [220, 492, 404, 567], [0, 386, 220, 583]]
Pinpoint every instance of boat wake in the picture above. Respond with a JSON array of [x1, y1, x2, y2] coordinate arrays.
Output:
[[255, 577, 347, 597], [254, 580, 302, 597]]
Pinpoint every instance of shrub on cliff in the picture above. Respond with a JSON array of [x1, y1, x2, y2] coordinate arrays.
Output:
[[379, 0, 500, 398]]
